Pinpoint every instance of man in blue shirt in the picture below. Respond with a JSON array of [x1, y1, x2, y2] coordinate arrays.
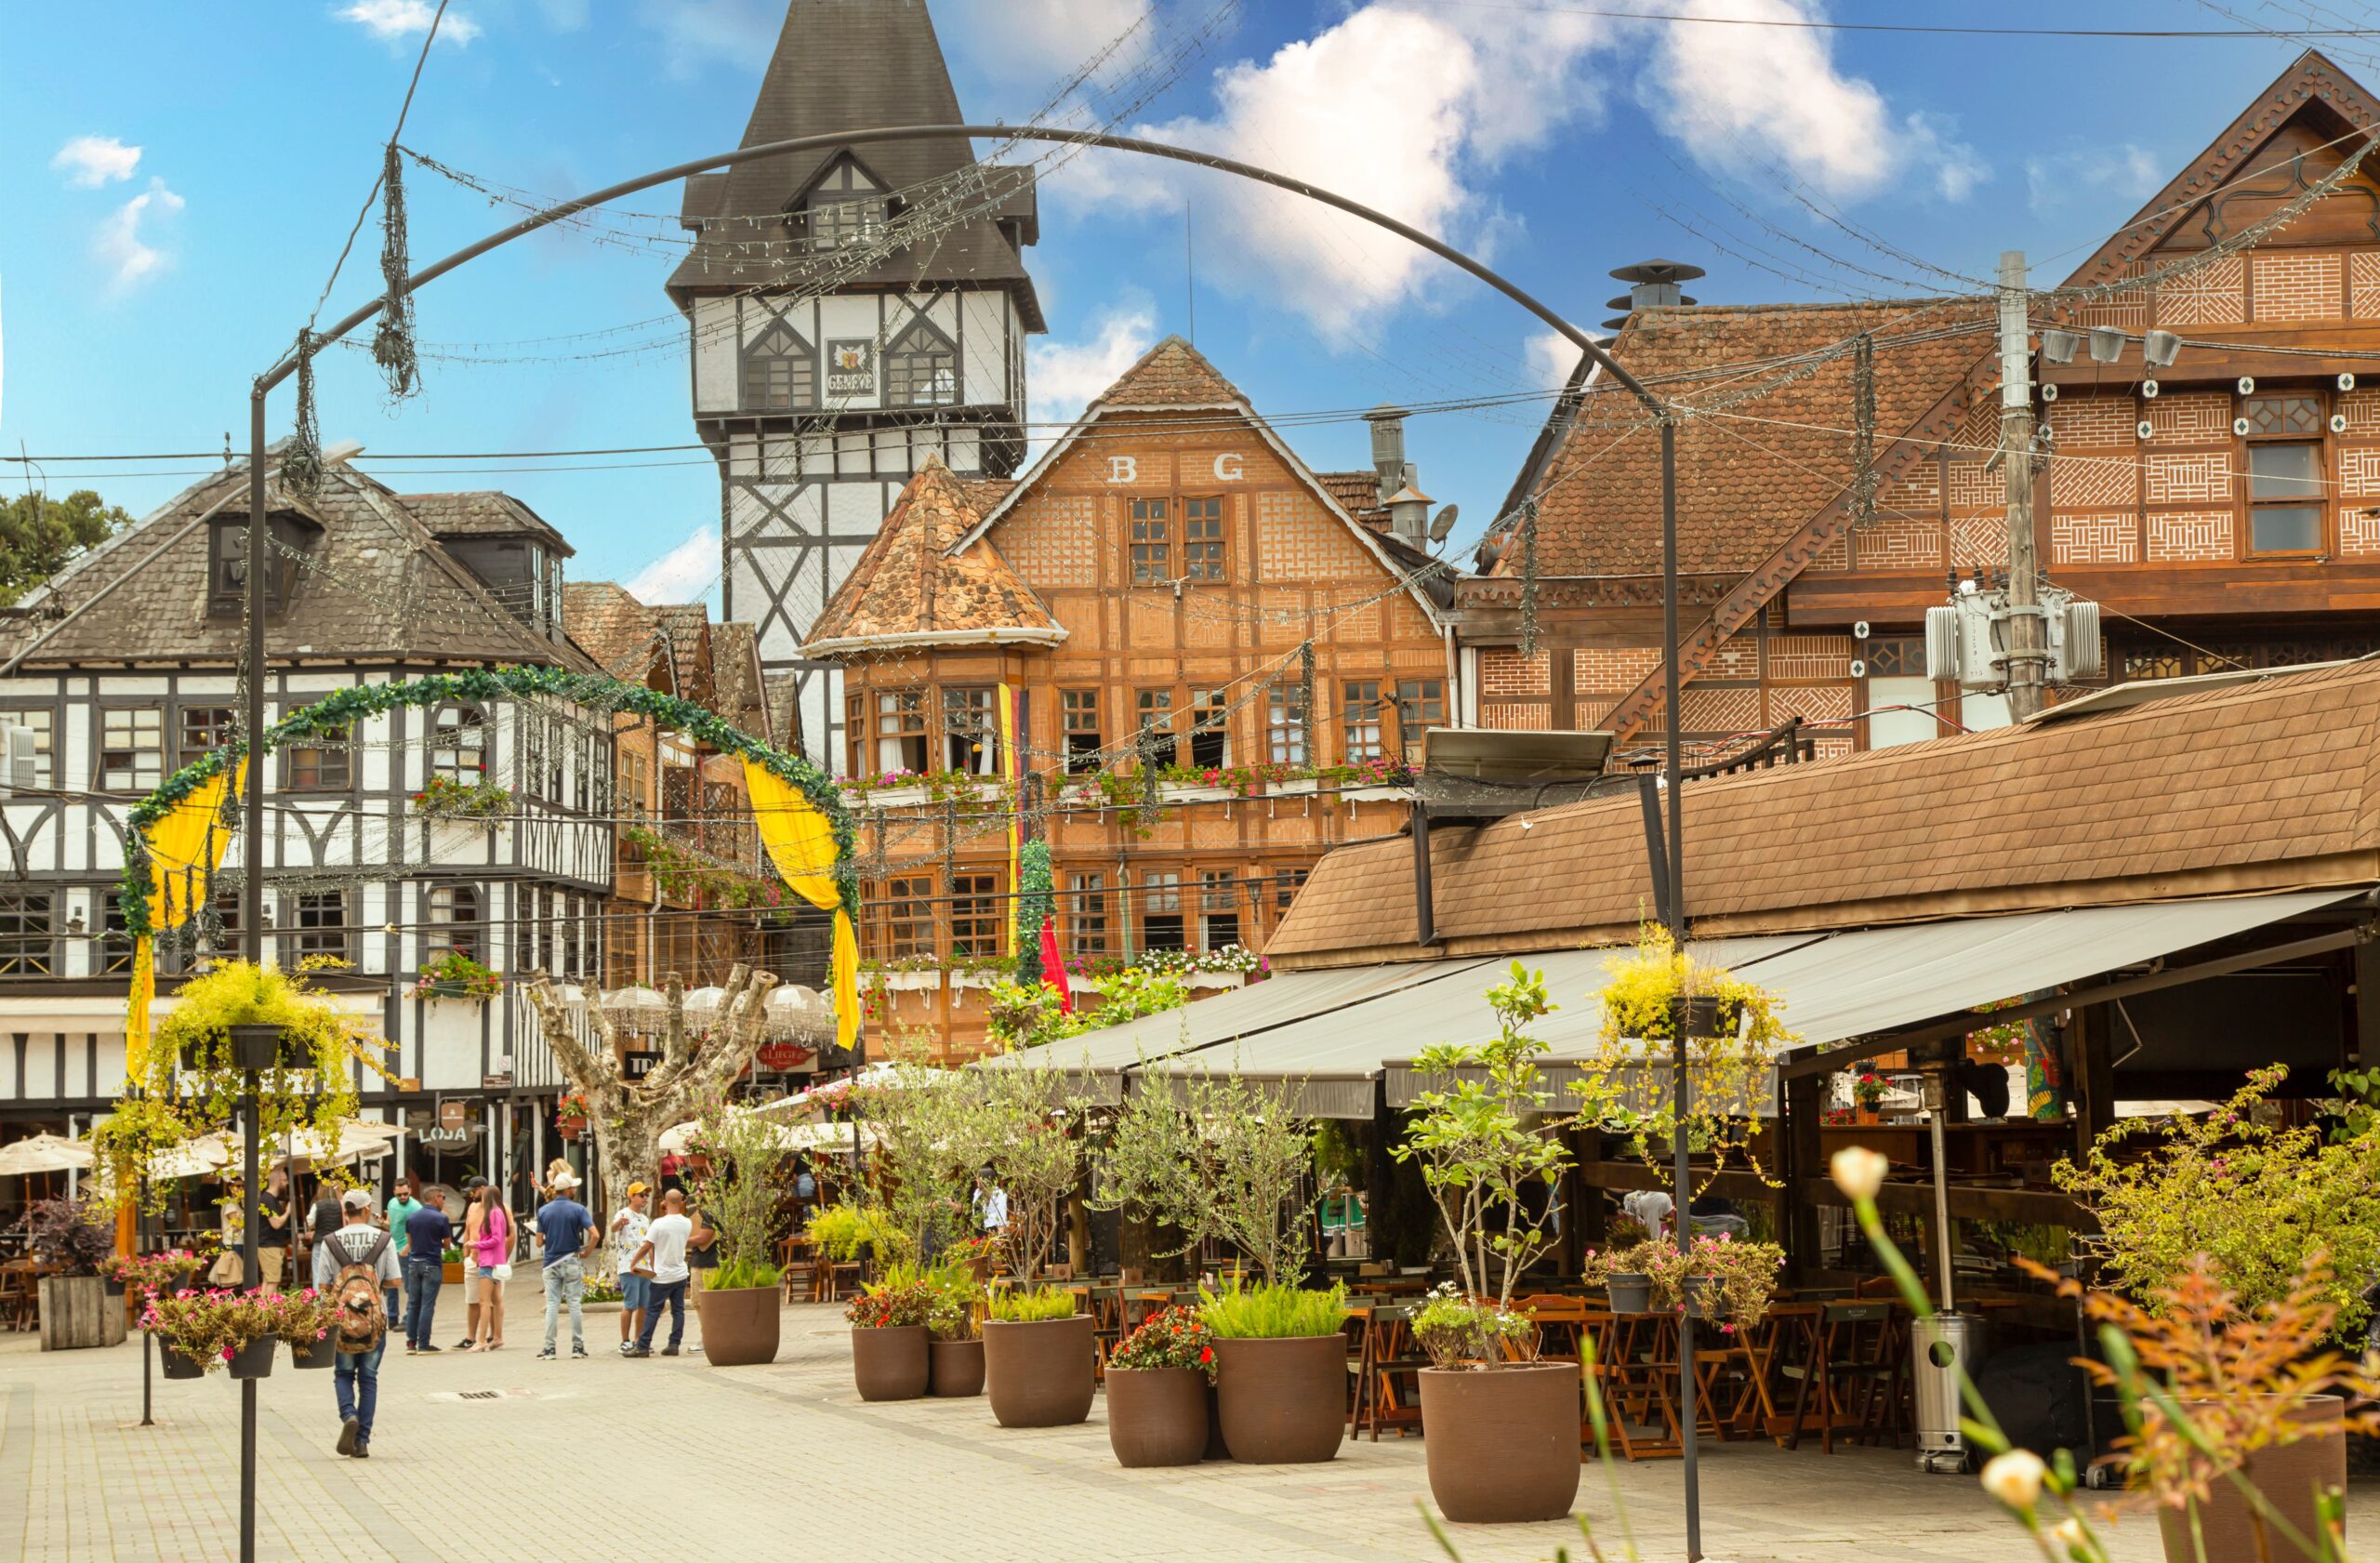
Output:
[[533, 1171, 598, 1360], [401, 1190, 455, 1354]]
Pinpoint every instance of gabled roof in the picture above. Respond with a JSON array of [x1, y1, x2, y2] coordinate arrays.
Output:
[[955, 336, 1455, 627], [708, 621, 772, 745], [1269, 657, 2380, 967], [400, 492, 574, 556], [0, 458, 591, 672], [564, 580, 672, 686], [802, 454, 1064, 656], [664, 0, 1040, 326]]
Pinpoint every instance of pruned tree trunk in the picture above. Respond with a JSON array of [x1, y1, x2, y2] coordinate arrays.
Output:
[[521, 964, 778, 1225]]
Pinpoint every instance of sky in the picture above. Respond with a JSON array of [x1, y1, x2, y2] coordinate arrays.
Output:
[[1, 0, 2372, 605]]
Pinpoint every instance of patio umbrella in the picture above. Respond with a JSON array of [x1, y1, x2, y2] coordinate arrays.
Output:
[[655, 1113, 874, 1156], [757, 1061, 933, 1118], [0, 1133, 95, 1176]]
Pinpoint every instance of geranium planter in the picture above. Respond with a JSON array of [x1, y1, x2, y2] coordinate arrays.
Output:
[[289, 1336, 337, 1371], [1211, 1335, 1346, 1464], [227, 1338, 275, 1379], [1419, 1366, 1581, 1522], [1105, 1366, 1210, 1467], [1605, 1273, 1654, 1314], [157, 1341, 206, 1380], [929, 1337, 985, 1397], [982, 1315, 1095, 1427], [850, 1325, 930, 1400], [698, 1283, 780, 1368], [2158, 1396, 2347, 1563]]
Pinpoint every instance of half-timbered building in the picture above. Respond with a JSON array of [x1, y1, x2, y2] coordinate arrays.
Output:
[[1468, 50, 2380, 761], [803, 338, 1455, 1056]]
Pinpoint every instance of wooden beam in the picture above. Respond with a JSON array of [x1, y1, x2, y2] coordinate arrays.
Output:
[[1798, 1177, 2093, 1228]]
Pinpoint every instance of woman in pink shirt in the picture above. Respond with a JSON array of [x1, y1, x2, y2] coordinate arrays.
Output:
[[467, 1187, 511, 1351]]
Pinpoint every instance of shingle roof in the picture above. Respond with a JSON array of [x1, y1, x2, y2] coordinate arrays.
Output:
[[1094, 335, 1241, 409], [1316, 470, 1391, 533], [0, 461, 590, 671], [399, 492, 573, 555], [1268, 658, 2380, 966], [803, 454, 1061, 653], [1498, 298, 1991, 577], [708, 621, 770, 742], [563, 581, 668, 685], [654, 605, 715, 708]]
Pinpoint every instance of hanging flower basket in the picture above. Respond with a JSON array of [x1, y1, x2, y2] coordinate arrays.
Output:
[[415, 949, 499, 1002]]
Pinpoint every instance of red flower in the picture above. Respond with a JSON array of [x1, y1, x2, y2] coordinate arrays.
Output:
[[1198, 1345, 1212, 1363]]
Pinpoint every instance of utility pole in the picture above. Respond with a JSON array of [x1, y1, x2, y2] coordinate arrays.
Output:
[[1997, 250, 2049, 721]]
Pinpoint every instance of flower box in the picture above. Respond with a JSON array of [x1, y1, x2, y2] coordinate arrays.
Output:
[[949, 970, 1003, 991], [1186, 971, 1247, 991], [1267, 777, 1319, 797], [1340, 784, 1411, 803], [879, 969, 940, 991], [557, 1114, 588, 1137], [1158, 784, 1233, 804], [856, 785, 929, 810]]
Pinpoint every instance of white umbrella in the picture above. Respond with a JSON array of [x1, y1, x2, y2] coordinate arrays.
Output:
[[0, 1132, 94, 1176], [655, 1111, 872, 1156], [759, 1061, 936, 1118], [681, 986, 729, 1032], [763, 984, 832, 1040], [201, 1118, 405, 1169], [601, 985, 669, 1031]]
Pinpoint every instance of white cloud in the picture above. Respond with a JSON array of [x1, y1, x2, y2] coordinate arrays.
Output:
[[1641, 0, 1982, 204], [94, 179, 184, 291], [949, 0, 1152, 83], [631, 0, 779, 76], [337, 1, 483, 45], [2024, 142, 2162, 215], [627, 526, 720, 603], [1027, 301, 1158, 451], [1054, 4, 1612, 341], [52, 135, 141, 189], [1526, 331, 1586, 390]]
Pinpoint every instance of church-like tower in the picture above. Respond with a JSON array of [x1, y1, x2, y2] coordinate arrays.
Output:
[[668, 0, 1043, 765]]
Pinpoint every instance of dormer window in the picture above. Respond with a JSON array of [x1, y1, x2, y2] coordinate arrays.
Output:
[[886, 319, 958, 408], [809, 196, 885, 252], [742, 316, 817, 412], [207, 510, 320, 618]]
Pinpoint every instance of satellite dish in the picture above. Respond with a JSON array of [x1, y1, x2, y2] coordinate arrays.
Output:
[[1428, 504, 1460, 543]]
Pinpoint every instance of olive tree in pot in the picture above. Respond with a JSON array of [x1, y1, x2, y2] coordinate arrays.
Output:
[[974, 1066, 1095, 1425], [1091, 1062, 1329, 1464], [683, 1093, 788, 1368], [1395, 962, 1581, 1523]]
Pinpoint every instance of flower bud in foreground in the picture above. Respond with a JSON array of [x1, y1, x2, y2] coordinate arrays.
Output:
[[1980, 1449, 2048, 1513], [1830, 1146, 1889, 1201]]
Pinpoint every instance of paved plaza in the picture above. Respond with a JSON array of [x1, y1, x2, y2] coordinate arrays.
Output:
[[1, 1287, 2370, 1563]]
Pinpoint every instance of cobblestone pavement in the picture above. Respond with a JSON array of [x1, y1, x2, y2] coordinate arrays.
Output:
[[1, 1291, 2369, 1562]]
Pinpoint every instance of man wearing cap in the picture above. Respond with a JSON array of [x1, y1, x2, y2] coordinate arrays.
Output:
[[313, 1185, 401, 1459], [609, 1181, 653, 1355], [531, 1169, 599, 1360]]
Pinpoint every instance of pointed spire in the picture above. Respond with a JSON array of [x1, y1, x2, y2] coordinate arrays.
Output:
[[802, 453, 1062, 653]]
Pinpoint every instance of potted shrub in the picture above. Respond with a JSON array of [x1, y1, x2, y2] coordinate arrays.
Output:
[[1395, 962, 1580, 1521], [142, 1289, 283, 1377], [685, 1094, 787, 1368], [1104, 1304, 1216, 1467], [416, 947, 501, 1002], [28, 1195, 124, 1351], [847, 1270, 933, 1401], [1850, 1068, 1889, 1125], [554, 1091, 590, 1138], [104, 1248, 208, 1305], [1197, 1281, 1350, 1464], [440, 1242, 466, 1287], [981, 1286, 1093, 1426], [1658, 1232, 1784, 1331], [925, 1265, 985, 1397], [277, 1288, 340, 1370]]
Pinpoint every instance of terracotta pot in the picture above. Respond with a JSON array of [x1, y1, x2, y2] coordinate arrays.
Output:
[[697, 1284, 781, 1368], [557, 1115, 588, 1137], [227, 1337, 276, 1380], [982, 1315, 1095, 1427], [442, 1261, 464, 1286], [1606, 1274, 1653, 1314], [930, 1337, 985, 1397], [1203, 1380, 1232, 1460], [850, 1324, 929, 1399], [157, 1341, 205, 1380], [288, 1336, 336, 1371], [1419, 1365, 1582, 1523], [2158, 1396, 2348, 1563], [1856, 1106, 1882, 1125], [1106, 1366, 1210, 1467], [1211, 1335, 1346, 1464]]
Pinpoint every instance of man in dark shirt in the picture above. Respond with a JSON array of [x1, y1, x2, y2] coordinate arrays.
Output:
[[401, 1197, 455, 1354], [532, 1172, 597, 1360], [256, 1164, 295, 1292]]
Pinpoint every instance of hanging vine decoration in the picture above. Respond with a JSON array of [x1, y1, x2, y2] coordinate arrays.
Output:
[[282, 329, 325, 498], [372, 141, 421, 402], [1299, 640, 1317, 765], [117, 664, 857, 944], [1012, 839, 1054, 988], [1850, 331, 1878, 531], [1518, 498, 1540, 658]]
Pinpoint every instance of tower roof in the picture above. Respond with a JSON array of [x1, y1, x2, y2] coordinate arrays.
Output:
[[1093, 335, 1243, 409], [667, 0, 1040, 326]]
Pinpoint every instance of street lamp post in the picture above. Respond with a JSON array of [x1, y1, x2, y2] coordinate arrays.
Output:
[[226, 1024, 275, 1563]]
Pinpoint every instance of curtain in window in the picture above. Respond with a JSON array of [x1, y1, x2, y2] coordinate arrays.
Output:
[[126, 759, 245, 1075], [741, 760, 858, 1053]]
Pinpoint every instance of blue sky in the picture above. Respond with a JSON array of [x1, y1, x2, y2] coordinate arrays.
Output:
[[0, 1, 2364, 602]]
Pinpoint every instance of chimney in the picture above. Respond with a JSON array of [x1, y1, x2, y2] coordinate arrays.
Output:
[[1603, 258, 1706, 330], [1383, 481, 1433, 547], [1363, 404, 1411, 506]]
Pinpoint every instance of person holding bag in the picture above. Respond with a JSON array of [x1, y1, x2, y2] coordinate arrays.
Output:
[[466, 1186, 510, 1351], [207, 1185, 245, 1288]]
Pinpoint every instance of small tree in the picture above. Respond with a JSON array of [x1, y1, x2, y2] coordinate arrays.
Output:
[[686, 1090, 790, 1291], [1395, 963, 1570, 1367], [851, 1049, 980, 1264], [1091, 1066, 1320, 1287], [974, 1066, 1089, 1281]]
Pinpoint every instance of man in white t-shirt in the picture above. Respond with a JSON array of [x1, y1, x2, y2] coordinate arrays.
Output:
[[626, 1188, 694, 1358]]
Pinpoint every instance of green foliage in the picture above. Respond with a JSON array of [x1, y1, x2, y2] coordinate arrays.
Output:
[[1410, 1282, 1535, 1370], [706, 1259, 782, 1291], [985, 1285, 1078, 1323], [2055, 1066, 2380, 1340], [687, 1093, 790, 1282], [1012, 841, 1054, 987], [1197, 1279, 1350, 1340], [973, 1066, 1091, 1282], [414, 947, 499, 1000], [850, 1054, 983, 1264], [408, 775, 512, 819], [1310, 1119, 1363, 1187], [0, 489, 130, 605], [847, 1270, 936, 1328], [1108, 1305, 1216, 1378], [2327, 1065, 2380, 1143], [621, 824, 799, 916], [1090, 1064, 1321, 1287], [1089, 965, 1189, 1024], [983, 978, 1090, 1052], [921, 1262, 984, 1341], [1396, 963, 1569, 1333], [805, 1199, 900, 1261]]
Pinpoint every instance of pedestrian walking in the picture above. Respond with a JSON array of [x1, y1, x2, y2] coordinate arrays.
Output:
[[312, 1186, 399, 1460], [467, 1183, 511, 1352], [256, 1165, 294, 1294], [610, 1182, 653, 1354], [532, 1170, 596, 1359], [626, 1187, 694, 1358], [401, 1185, 453, 1353], [793, 1160, 817, 1229], [308, 1177, 345, 1248], [972, 1172, 1008, 1237], [384, 1175, 422, 1331]]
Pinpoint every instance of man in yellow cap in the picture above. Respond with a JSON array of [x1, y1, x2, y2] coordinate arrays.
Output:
[[609, 1181, 653, 1355]]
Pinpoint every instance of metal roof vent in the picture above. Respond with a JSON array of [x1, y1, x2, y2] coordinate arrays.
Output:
[[1604, 258, 1706, 329]]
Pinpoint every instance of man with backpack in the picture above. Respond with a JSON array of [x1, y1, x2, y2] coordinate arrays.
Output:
[[312, 1185, 401, 1459]]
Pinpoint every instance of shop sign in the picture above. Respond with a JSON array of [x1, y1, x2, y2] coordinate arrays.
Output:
[[826, 339, 876, 394], [757, 1040, 816, 1073], [624, 1049, 662, 1081]]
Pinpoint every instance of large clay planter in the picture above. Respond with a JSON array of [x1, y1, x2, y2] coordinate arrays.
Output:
[[982, 1315, 1095, 1427], [850, 1325, 930, 1400], [1106, 1366, 1210, 1467], [697, 1283, 781, 1368], [1419, 1365, 1582, 1523], [1211, 1335, 1347, 1464], [2158, 1396, 2347, 1563], [929, 1337, 985, 1397]]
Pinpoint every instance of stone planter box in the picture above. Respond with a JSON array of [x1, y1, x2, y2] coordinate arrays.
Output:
[[40, 1276, 126, 1352], [1211, 1335, 1345, 1464], [982, 1315, 1095, 1427], [853, 1325, 931, 1401], [1419, 1365, 1581, 1523]]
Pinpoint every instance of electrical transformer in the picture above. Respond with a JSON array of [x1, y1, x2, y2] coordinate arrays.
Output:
[[1924, 587, 2102, 691]]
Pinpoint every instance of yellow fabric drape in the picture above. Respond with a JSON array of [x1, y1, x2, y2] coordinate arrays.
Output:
[[742, 759, 858, 1053], [126, 761, 245, 1075]]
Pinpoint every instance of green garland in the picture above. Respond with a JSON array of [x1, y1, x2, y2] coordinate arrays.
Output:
[[1012, 840, 1054, 987], [118, 664, 857, 940]]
